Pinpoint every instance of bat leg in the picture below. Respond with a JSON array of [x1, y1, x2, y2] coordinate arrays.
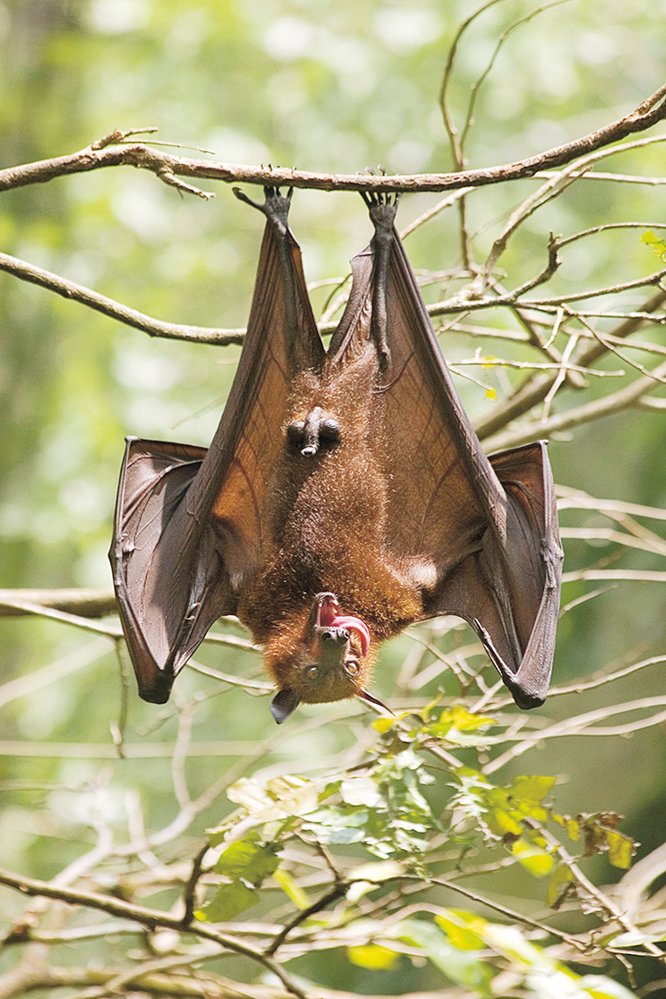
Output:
[[363, 192, 401, 368], [234, 185, 320, 366], [286, 406, 341, 457]]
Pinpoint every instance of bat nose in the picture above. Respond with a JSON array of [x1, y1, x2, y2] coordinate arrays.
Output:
[[322, 628, 349, 643]]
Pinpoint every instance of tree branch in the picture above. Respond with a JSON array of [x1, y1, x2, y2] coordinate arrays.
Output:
[[486, 357, 666, 449], [1, 86, 664, 196], [0, 252, 243, 345], [0, 867, 307, 999], [0, 588, 117, 618], [475, 288, 666, 439]]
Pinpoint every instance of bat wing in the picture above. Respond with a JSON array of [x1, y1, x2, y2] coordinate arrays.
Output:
[[331, 203, 563, 707], [110, 190, 324, 702]]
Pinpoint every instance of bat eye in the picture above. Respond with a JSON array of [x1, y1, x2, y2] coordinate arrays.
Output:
[[344, 659, 360, 676], [306, 664, 320, 680]]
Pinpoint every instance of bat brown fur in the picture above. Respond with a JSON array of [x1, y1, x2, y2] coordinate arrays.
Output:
[[236, 349, 432, 705]]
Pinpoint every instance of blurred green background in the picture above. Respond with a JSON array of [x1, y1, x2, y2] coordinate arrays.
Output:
[[1, 0, 664, 993]]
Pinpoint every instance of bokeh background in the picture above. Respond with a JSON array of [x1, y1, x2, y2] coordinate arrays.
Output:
[[1, 0, 664, 994]]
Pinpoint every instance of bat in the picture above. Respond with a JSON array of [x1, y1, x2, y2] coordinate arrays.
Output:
[[110, 187, 563, 722]]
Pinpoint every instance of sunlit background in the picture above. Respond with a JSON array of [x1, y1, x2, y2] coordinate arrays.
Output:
[[1, 0, 664, 994]]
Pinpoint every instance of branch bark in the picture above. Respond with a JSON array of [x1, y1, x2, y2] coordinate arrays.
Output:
[[0, 252, 243, 345], [0, 867, 307, 999], [0, 588, 117, 618], [1, 85, 664, 195]]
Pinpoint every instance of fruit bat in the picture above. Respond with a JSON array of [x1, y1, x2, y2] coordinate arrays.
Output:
[[109, 187, 563, 722]]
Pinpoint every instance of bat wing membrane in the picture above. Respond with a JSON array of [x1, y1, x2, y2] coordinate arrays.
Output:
[[331, 218, 563, 707], [110, 196, 324, 701]]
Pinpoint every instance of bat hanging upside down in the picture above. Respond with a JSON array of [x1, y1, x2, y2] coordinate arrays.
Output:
[[110, 188, 563, 722]]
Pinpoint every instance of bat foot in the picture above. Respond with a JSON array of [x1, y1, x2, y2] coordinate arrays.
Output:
[[233, 185, 293, 232], [361, 190, 400, 209], [362, 191, 400, 235]]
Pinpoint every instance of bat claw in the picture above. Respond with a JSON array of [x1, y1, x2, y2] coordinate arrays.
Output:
[[361, 190, 400, 212], [233, 185, 293, 228]]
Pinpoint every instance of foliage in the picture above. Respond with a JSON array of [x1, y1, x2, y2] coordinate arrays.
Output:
[[1, 0, 665, 997]]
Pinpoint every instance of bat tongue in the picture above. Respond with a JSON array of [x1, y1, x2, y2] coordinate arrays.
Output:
[[317, 595, 370, 656], [330, 614, 371, 657]]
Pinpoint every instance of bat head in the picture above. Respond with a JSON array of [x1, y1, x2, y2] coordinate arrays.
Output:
[[268, 592, 381, 724]]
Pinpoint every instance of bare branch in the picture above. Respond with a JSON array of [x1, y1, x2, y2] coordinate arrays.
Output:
[[0, 87, 663, 197], [0, 252, 243, 345], [0, 588, 116, 618], [475, 288, 666, 439], [0, 866, 308, 998], [486, 358, 666, 449], [557, 484, 666, 521]]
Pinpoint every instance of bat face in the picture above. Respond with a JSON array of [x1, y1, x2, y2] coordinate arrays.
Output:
[[110, 188, 562, 720], [265, 592, 375, 723]]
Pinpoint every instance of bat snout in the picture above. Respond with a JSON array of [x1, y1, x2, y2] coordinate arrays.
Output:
[[321, 627, 350, 644]]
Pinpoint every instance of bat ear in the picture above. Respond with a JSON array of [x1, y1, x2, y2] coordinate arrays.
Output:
[[270, 688, 301, 725], [358, 688, 394, 716]]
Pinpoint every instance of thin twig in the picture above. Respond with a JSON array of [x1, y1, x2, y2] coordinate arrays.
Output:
[[0, 866, 308, 999], [486, 357, 666, 449]]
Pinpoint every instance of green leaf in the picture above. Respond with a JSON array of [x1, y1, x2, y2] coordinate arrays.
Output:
[[214, 838, 279, 884], [487, 806, 522, 837], [227, 774, 320, 820], [435, 909, 487, 951], [340, 776, 383, 807], [396, 918, 494, 995], [347, 943, 400, 970], [197, 881, 259, 922], [641, 229, 666, 261], [303, 807, 368, 845], [372, 710, 412, 734], [553, 813, 582, 842], [556, 812, 635, 868], [511, 838, 556, 877], [421, 705, 496, 746], [605, 829, 634, 869], [273, 867, 309, 910], [508, 776, 556, 804], [372, 715, 397, 734], [200, 836, 282, 923], [547, 863, 575, 908]]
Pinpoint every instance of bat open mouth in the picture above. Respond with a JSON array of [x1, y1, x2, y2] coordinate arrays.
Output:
[[315, 593, 371, 657]]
